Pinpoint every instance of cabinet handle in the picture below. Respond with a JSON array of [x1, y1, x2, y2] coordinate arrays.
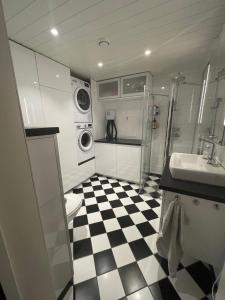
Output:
[[213, 203, 220, 210]]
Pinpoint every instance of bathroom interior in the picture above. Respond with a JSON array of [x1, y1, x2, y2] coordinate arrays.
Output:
[[1, 1, 225, 300]]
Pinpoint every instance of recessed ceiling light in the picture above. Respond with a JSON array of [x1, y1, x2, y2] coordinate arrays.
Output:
[[161, 86, 166, 90], [145, 49, 151, 56], [98, 62, 103, 68], [55, 74, 60, 78], [50, 28, 58, 36]]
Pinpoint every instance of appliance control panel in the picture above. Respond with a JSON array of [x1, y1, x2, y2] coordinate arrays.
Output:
[[106, 111, 116, 120]]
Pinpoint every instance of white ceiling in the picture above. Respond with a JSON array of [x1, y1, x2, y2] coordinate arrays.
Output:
[[2, 0, 225, 80]]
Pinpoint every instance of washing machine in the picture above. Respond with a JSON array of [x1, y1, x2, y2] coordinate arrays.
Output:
[[76, 123, 94, 165], [71, 76, 92, 123]]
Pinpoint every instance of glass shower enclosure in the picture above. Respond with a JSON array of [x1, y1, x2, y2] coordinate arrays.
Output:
[[139, 86, 154, 192], [166, 74, 202, 157]]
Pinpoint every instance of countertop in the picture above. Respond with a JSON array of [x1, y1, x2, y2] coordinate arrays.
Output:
[[159, 157, 225, 204], [25, 127, 59, 137], [94, 138, 142, 146]]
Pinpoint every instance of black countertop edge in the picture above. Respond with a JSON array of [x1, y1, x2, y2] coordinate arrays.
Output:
[[95, 138, 142, 146], [25, 127, 59, 137], [160, 157, 225, 204]]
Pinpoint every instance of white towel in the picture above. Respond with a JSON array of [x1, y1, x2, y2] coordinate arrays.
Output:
[[156, 198, 184, 277]]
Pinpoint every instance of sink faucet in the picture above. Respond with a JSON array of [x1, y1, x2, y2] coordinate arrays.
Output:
[[199, 137, 218, 165]]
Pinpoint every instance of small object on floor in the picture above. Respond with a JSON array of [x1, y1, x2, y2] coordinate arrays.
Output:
[[65, 193, 82, 222]]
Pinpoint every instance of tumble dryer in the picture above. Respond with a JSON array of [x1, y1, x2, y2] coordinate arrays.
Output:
[[71, 77, 92, 123], [76, 123, 94, 165]]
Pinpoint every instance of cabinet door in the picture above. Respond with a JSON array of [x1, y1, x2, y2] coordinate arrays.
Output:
[[10, 41, 45, 127], [27, 135, 73, 297], [36, 54, 71, 92], [97, 78, 120, 99], [121, 73, 148, 97], [116, 145, 141, 183], [95, 143, 117, 177], [41, 86, 77, 192]]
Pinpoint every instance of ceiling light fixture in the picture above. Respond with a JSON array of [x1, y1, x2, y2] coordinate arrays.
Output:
[[161, 86, 166, 90], [50, 28, 59, 37], [98, 38, 110, 48], [98, 62, 103, 68], [145, 49, 151, 56]]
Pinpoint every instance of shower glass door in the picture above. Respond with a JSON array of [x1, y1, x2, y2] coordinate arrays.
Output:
[[139, 86, 153, 192]]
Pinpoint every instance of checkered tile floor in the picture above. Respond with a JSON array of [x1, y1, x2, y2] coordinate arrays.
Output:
[[67, 174, 214, 300]]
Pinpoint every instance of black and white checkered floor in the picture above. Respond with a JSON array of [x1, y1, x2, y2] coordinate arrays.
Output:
[[67, 174, 214, 300]]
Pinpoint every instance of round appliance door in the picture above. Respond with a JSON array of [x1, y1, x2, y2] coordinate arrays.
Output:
[[78, 130, 93, 152], [74, 87, 91, 113]]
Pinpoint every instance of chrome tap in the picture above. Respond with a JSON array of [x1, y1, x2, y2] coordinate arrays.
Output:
[[199, 137, 218, 166]]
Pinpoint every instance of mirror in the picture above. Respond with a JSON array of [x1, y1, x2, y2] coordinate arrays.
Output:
[[197, 25, 225, 146]]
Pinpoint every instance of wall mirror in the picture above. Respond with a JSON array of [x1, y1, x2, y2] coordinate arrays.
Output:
[[198, 25, 225, 146]]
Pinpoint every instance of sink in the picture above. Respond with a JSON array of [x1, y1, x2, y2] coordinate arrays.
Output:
[[169, 153, 225, 187]]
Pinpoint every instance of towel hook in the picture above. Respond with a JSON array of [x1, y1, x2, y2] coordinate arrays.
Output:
[[174, 194, 180, 201], [193, 199, 199, 206]]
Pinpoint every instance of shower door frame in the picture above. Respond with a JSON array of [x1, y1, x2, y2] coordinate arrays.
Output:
[[139, 86, 154, 193]]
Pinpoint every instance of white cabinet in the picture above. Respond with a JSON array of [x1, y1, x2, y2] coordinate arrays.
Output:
[[41, 86, 77, 192], [27, 133, 73, 298], [121, 73, 149, 97], [36, 54, 71, 92], [117, 145, 141, 183], [10, 41, 45, 127], [97, 78, 120, 99], [97, 73, 150, 100], [162, 191, 225, 268], [95, 143, 117, 177], [95, 143, 141, 183]]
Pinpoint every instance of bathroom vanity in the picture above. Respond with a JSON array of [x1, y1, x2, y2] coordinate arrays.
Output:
[[95, 138, 141, 183], [160, 156, 225, 269]]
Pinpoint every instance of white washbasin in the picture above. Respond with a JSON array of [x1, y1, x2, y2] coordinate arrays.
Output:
[[170, 153, 225, 187]]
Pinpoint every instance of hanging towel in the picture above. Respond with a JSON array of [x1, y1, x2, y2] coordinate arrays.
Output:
[[156, 198, 184, 277]]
